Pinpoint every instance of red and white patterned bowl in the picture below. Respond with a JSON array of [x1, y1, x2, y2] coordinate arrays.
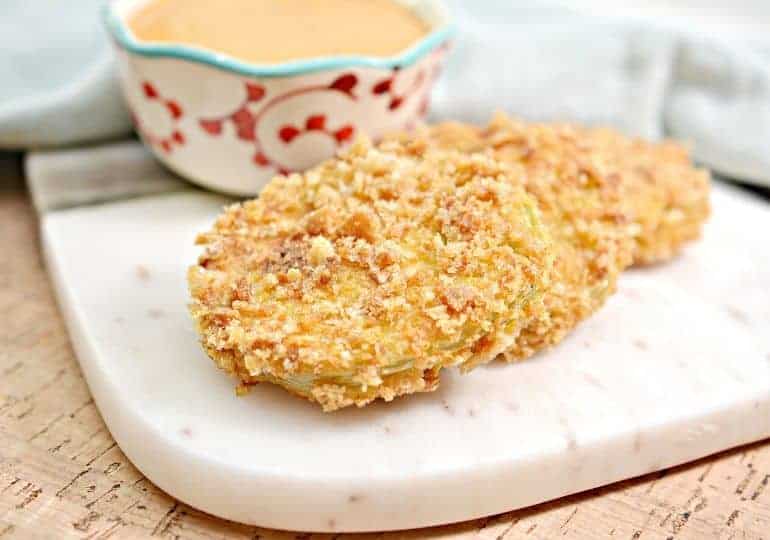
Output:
[[105, 0, 453, 195]]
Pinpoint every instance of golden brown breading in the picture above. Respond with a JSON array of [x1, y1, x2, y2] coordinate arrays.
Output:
[[396, 113, 710, 359], [418, 113, 711, 265], [189, 138, 554, 411], [390, 119, 633, 360], [580, 126, 711, 265]]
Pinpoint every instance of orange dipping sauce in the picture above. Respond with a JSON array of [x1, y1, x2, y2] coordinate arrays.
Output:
[[129, 0, 430, 64]]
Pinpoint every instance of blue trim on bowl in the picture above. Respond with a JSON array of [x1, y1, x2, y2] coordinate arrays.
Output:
[[103, 2, 454, 78]]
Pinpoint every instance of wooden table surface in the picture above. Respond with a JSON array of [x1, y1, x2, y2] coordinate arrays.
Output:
[[1, 156, 769, 540]]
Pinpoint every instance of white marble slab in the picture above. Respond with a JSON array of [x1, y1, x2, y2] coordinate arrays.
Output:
[[41, 183, 770, 532]]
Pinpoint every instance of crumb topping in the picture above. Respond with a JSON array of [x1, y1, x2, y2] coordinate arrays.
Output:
[[189, 138, 553, 410], [394, 113, 709, 360]]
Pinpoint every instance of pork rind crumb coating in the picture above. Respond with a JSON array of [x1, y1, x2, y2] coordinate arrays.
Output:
[[581, 126, 711, 265], [420, 113, 711, 266], [394, 117, 633, 359], [188, 138, 553, 411], [399, 113, 709, 359]]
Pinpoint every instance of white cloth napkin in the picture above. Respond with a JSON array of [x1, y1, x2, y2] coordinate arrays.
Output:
[[12, 0, 770, 197]]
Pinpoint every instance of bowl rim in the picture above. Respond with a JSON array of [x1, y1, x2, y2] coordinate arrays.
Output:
[[103, 0, 455, 78]]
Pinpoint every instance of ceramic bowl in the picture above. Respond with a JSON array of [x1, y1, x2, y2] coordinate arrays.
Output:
[[105, 0, 453, 195]]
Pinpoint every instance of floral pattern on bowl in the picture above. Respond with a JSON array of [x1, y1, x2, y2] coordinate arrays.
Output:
[[106, 0, 453, 195]]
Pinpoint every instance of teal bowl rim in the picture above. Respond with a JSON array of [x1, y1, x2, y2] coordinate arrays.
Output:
[[103, 2, 455, 78]]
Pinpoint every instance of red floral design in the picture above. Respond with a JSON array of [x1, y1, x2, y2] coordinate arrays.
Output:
[[371, 67, 426, 111], [200, 119, 223, 136], [378, 44, 449, 121], [246, 83, 266, 101], [198, 73, 360, 173], [306, 114, 326, 131], [334, 125, 355, 143], [278, 115, 355, 146], [133, 81, 186, 153], [278, 125, 301, 143], [329, 73, 358, 95], [132, 44, 449, 172], [142, 82, 158, 99], [197, 82, 266, 142]]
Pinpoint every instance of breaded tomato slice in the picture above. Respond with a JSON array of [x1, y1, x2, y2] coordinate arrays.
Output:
[[401, 114, 709, 360], [188, 138, 553, 411], [390, 118, 633, 360], [420, 113, 710, 266]]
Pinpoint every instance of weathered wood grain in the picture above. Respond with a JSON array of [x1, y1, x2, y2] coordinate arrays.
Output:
[[1, 157, 769, 539]]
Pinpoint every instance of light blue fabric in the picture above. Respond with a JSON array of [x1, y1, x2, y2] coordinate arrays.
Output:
[[431, 1, 770, 185], [2, 0, 769, 186], [0, 0, 131, 148]]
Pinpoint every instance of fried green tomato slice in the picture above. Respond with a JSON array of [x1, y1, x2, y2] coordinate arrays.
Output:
[[577, 125, 711, 265], [389, 118, 635, 360], [393, 113, 709, 360], [418, 113, 711, 265], [188, 139, 553, 411]]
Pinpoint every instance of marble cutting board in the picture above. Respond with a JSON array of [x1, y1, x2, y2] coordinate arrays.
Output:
[[40, 182, 770, 532]]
